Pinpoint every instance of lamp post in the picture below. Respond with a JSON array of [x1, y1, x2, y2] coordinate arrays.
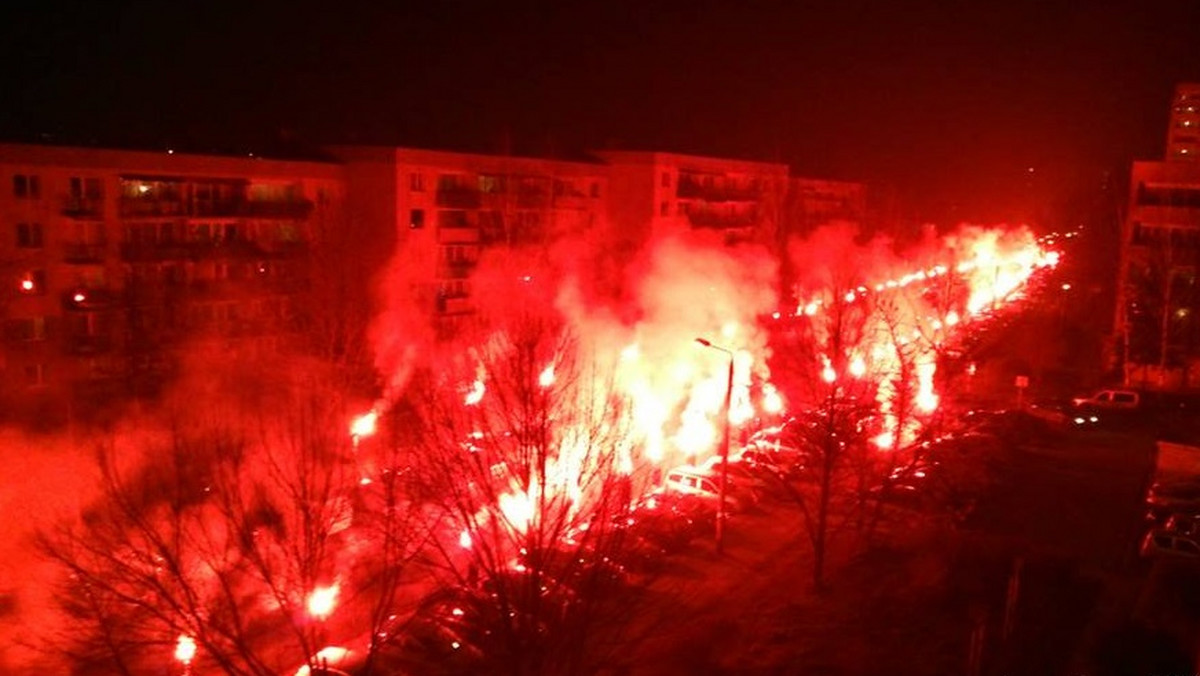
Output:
[[695, 337, 734, 554]]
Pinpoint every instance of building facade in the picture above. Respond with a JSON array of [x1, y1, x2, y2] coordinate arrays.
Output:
[[1166, 82, 1200, 161], [1116, 84, 1200, 389], [2, 142, 864, 420], [0, 144, 344, 423], [332, 146, 610, 336]]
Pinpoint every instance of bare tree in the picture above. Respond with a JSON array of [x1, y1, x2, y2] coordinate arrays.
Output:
[[39, 375, 426, 675], [770, 277, 885, 590], [394, 301, 650, 675]]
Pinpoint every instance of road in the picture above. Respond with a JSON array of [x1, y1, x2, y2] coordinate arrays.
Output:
[[599, 418, 1164, 676]]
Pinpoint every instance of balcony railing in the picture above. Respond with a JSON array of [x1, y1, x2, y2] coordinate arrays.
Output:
[[516, 188, 549, 209], [63, 241, 108, 264], [121, 239, 268, 262], [121, 241, 193, 261], [66, 334, 115, 355], [684, 209, 759, 229], [120, 197, 185, 218], [62, 288, 120, 311], [436, 188, 483, 209], [62, 197, 105, 219], [677, 177, 761, 202], [438, 227, 480, 244], [241, 199, 314, 219], [436, 261, 475, 280], [191, 200, 244, 217]]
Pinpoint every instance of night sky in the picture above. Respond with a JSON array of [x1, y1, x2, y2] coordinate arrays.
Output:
[[1, 0, 1198, 222]]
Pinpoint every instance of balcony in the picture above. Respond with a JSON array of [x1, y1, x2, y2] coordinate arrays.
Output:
[[438, 296, 474, 316], [677, 176, 761, 202], [436, 187, 482, 209], [1132, 205, 1200, 228], [241, 199, 314, 219], [62, 287, 120, 311], [438, 226, 480, 244], [62, 197, 105, 219], [121, 241, 196, 261], [684, 208, 759, 230], [191, 200, 244, 218], [66, 334, 115, 355], [120, 197, 185, 218], [63, 241, 108, 264], [188, 239, 268, 260], [436, 261, 475, 280], [516, 188, 549, 209]]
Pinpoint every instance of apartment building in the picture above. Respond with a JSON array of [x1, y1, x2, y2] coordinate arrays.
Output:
[[595, 150, 788, 246], [1166, 82, 1200, 161], [332, 146, 609, 335], [0, 143, 343, 423], [1116, 84, 1200, 388], [2, 141, 867, 420]]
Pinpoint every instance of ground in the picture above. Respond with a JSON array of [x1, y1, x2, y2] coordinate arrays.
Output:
[[592, 419, 1169, 676]]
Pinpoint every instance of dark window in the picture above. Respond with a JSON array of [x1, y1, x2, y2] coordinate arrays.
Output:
[[410, 209, 425, 229], [16, 223, 43, 248], [12, 174, 37, 198], [660, 201, 669, 217], [6, 317, 47, 341], [24, 363, 46, 386]]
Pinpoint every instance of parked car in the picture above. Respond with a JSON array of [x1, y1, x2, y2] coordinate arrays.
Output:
[[1072, 389, 1140, 411], [1164, 512, 1200, 535], [1140, 529, 1200, 559], [663, 466, 746, 513], [621, 491, 713, 551], [1146, 480, 1200, 522], [701, 456, 786, 500]]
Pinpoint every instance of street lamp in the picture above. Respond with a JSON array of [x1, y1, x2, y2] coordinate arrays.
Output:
[[695, 337, 733, 554]]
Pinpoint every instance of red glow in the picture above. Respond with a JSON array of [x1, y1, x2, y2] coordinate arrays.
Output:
[[362, 220, 1058, 530]]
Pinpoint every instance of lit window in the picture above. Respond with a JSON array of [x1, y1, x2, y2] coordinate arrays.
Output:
[[18, 270, 46, 295]]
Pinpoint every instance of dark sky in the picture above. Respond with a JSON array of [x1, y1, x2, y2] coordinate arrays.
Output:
[[2, 0, 1198, 223]]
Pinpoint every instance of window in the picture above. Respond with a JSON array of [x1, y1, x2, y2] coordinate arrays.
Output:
[[410, 173, 425, 192], [410, 209, 425, 229], [7, 317, 47, 341], [13, 174, 40, 198], [660, 201, 669, 217], [24, 364, 46, 387], [661, 172, 671, 188], [16, 223, 43, 248]]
